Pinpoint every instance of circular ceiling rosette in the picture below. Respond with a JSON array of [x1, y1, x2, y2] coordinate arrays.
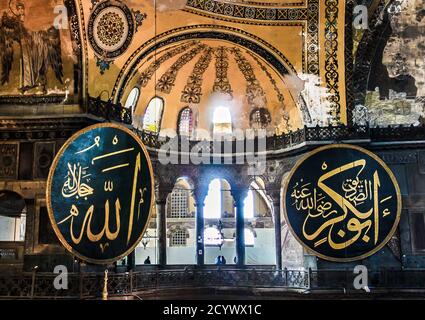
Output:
[[88, 0, 135, 60]]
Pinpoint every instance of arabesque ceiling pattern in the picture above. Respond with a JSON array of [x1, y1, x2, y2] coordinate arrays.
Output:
[[121, 39, 302, 134]]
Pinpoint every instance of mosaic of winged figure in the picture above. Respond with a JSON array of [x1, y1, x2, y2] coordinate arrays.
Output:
[[0, 1, 63, 94]]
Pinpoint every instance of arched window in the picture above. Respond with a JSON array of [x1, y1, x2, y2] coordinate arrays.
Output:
[[0, 192, 26, 242], [250, 108, 271, 129], [178, 107, 194, 136], [204, 179, 222, 219], [243, 189, 254, 219], [124, 87, 140, 115], [213, 106, 232, 135], [170, 229, 188, 247], [244, 181, 272, 219], [169, 180, 190, 218], [204, 227, 223, 246], [170, 189, 189, 218], [244, 229, 255, 246], [143, 97, 164, 133]]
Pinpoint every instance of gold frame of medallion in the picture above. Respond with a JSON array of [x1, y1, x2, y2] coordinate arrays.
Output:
[[282, 144, 402, 263], [46, 123, 155, 265]]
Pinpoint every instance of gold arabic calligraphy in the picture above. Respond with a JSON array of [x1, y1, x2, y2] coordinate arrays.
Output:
[[61, 163, 94, 199], [291, 159, 393, 251], [58, 134, 146, 252]]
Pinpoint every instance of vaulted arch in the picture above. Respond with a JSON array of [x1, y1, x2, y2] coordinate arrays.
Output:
[[115, 26, 308, 132]]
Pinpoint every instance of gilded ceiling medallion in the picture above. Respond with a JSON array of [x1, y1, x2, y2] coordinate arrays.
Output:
[[96, 11, 126, 47], [88, 0, 135, 60]]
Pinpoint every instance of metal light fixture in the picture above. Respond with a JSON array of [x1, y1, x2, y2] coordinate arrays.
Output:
[[141, 230, 155, 249]]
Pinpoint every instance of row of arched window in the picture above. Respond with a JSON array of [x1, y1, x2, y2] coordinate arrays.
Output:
[[124, 88, 272, 136], [168, 178, 270, 220]]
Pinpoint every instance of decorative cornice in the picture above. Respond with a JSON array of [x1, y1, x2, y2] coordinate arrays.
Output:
[[0, 117, 96, 141], [0, 95, 67, 106], [184, 0, 309, 22], [242, 0, 307, 7]]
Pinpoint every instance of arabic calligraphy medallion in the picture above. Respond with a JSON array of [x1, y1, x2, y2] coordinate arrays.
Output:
[[47, 123, 154, 264], [283, 144, 401, 262]]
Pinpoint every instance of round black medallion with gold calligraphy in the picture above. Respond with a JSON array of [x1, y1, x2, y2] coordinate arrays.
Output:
[[283, 144, 401, 262], [46, 123, 154, 265]]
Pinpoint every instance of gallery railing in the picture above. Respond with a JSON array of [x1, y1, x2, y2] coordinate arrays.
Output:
[[87, 97, 425, 152], [0, 269, 309, 299], [134, 125, 425, 153], [88, 97, 132, 125], [2, 268, 425, 299]]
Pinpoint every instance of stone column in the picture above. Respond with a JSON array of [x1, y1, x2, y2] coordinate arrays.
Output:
[[196, 203, 205, 266], [232, 188, 248, 267], [127, 251, 135, 271], [193, 185, 208, 266], [24, 199, 35, 255], [155, 184, 169, 267], [269, 189, 282, 270]]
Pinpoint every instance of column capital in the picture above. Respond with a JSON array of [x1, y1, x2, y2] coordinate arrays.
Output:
[[231, 187, 249, 204], [155, 182, 173, 204], [266, 184, 281, 206], [193, 182, 209, 207]]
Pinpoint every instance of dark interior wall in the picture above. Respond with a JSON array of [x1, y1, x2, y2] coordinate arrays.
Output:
[[3, 133, 425, 272]]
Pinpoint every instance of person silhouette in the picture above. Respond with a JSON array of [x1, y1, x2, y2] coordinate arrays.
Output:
[[144, 256, 151, 264]]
